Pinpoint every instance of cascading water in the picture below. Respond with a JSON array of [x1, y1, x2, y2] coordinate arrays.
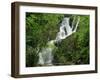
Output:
[[38, 40, 56, 66], [38, 16, 80, 66]]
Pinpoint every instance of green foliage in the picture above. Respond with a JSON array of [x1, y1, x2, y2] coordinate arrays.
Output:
[[26, 46, 38, 67], [26, 12, 89, 67], [53, 15, 89, 65]]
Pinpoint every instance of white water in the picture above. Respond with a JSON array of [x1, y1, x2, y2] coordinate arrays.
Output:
[[38, 16, 80, 66]]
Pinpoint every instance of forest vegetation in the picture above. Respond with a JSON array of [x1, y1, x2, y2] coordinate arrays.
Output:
[[26, 12, 89, 67]]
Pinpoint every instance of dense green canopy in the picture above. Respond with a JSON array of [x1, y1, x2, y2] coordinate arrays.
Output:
[[26, 12, 89, 67]]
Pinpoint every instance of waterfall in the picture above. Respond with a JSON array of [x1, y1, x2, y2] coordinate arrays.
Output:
[[38, 16, 80, 66], [38, 40, 55, 66]]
